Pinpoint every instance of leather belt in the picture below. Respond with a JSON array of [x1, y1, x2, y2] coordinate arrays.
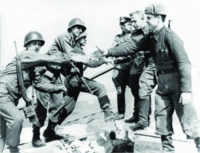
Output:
[[157, 68, 178, 76]]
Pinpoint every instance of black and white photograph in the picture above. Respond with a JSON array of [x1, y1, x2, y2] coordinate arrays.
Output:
[[1, 0, 200, 152]]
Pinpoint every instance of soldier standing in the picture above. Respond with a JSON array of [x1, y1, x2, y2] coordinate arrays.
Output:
[[125, 11, 157, 131], [101, 3, 200, 152], [112, 16, 133, 116], [63, 32, 124, 123], [32, 18, 88, 145], [0, 31, 84, 153]]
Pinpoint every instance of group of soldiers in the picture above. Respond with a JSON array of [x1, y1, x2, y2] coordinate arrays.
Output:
[[0, 2, 200, 153]]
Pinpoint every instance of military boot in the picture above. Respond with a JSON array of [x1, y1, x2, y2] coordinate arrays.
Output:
[[117, 93, 126, 115], [125, 97, 139, 123], [161, 135, 175, 153], [194, 137, 200, 153], [103, 107, 124, 123], [32, 125, 46, 147], [148, 96, 152, 125], [43, 120, 63, 142], [129, 98, 149, 131], [8, 146, 19, 153]]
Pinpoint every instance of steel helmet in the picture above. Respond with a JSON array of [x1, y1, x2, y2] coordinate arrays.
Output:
[[75, 32, 87, 41], [24, 31, 45, 47], [68, 18, 86, 32], [145, 3, 167, 15]]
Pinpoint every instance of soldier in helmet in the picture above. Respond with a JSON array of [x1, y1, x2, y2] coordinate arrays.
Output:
[[62, 32, 124, 123], [111, 16, 133, 117], [99, 2, 200, 152], [0, 31, 86, 153], [32, 18, 88, 146]]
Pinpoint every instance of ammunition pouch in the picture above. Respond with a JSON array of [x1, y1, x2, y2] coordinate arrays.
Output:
[[23, 105, 38, 123]]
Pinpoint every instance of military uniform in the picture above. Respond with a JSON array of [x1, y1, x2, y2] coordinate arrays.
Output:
[[112, 32, 132, 115], [125, 26, 157, 129], [124, 28, 148, 124], [0, 50, 69, 152], [33, 31, 77, 144], [106, 23, 200, 152], [63, 42, 111, 115], [105, 3, 200, 151]]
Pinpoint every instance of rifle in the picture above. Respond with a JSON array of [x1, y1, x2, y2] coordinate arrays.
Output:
[[70, 62, 93, 94], [14, 41, 38, 123], [168, 19, 172, 29]]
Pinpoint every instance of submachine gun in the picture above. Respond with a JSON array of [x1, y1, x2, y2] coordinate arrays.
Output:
[[14, 41, 38, 123]]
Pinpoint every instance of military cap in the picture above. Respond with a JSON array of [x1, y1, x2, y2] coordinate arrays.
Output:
[[119, 16, 131, 24], [76, 32, 87, 41], [145, 3, 167, 15]]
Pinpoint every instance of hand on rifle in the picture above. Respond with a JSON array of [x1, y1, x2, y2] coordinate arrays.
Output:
[[70, 67, 81, 76]]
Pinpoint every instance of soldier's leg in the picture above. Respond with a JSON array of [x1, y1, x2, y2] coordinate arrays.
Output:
[[0, 96, 23, 153], [124, 73, 141, 123], [0, 117, 6, 153], [128, 60, 157, 128], [32, 91, 49, 147], [80, 78, 124, 122], [155, 93, 175, 153], [172, 91, 200, 152], [57, 89, 80, 125], [112, 69, 127, 115], [43, 92, 67, 142]]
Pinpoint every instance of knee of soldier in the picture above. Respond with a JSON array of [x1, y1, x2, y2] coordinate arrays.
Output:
[[11, 114, 23, 127], [139, 90, 149, 100], [96, 84, 107, 97]]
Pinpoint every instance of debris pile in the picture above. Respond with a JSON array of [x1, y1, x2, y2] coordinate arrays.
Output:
[[51, 120, 135, 153]]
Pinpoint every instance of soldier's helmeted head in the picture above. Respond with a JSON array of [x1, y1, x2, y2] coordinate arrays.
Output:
[[119, 16, 133, 33], [76, 32, 87, 47], [68, 18, 86, 38], [130, 11, 146, 30], [144, 3, 167, 32], [24, 31, 45, 53]]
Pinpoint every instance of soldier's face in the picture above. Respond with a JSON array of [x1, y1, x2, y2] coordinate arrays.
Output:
[[145, 14, 159, 31], [71, 26, 83, 37], [131, 14, 145, 30], [26, 41, 42, 53], [120, 22, 133, 33], [79, 37, 87, 46]]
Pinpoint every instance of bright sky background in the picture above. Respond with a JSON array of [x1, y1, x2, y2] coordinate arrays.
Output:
[[1, 0, 200, 70], [1, 0, 200, 115]]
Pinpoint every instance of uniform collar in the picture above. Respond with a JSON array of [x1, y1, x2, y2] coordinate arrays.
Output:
[[132, 26, 148, 35], [66, 31, 76, 47], [150, 25, 165, 41]]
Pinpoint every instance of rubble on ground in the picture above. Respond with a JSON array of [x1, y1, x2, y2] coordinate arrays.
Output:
[[51, 119, 135, 153]]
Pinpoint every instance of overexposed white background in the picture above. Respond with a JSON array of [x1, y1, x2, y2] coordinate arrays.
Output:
[[1, 0, 200, 68], [1, 0, 200, 116]]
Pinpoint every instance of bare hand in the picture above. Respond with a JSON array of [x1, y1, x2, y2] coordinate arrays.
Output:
[[179, 92, 192, 105], [104, 58, 114, 65], [57, 86, 67, 92], [70, 54, 89, 63]]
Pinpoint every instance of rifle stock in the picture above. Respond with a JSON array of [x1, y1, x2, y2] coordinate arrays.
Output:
[[14, 41, 38, 123]]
